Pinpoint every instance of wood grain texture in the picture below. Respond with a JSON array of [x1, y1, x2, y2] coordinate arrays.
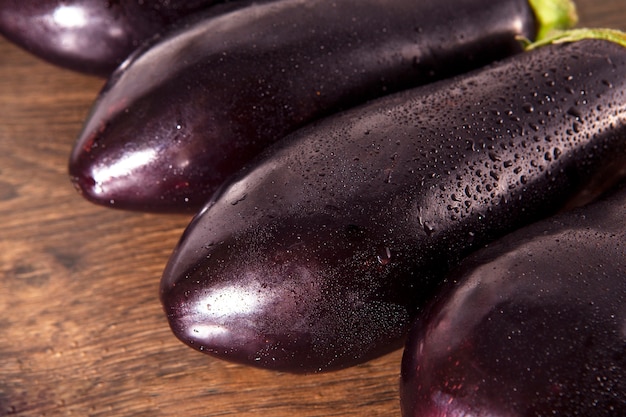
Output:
[[0, 2, 624, 416]]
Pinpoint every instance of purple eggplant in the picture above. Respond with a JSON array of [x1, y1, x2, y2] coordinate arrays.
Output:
[[68, 0, 577, 212], [400, 180, 626, 417], [159, 31, 626, 373], [0, 0, 234, 76]]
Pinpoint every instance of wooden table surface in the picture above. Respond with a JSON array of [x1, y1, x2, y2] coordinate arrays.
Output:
[[0, 2, 624, 416]]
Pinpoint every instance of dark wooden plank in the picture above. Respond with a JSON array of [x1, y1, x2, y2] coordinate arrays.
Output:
[[0, 1, 623, 416]]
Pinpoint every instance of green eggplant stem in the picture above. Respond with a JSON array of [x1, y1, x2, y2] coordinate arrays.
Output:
[[529, 0, 578, 40], [525, 28, 626, 50]]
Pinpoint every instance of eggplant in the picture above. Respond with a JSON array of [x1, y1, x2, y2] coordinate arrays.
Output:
[[399, 181, 626, 417], [0, 0, 234, 76], [159, 31, 626, 373], [68, 0, 577, 212]]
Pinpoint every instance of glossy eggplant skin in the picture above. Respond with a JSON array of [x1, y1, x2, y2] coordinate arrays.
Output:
[[400, 183, 626, 417], [0, 0, 227, 76], [159, 39, 626, 373], [68, 0, 542, 212]]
